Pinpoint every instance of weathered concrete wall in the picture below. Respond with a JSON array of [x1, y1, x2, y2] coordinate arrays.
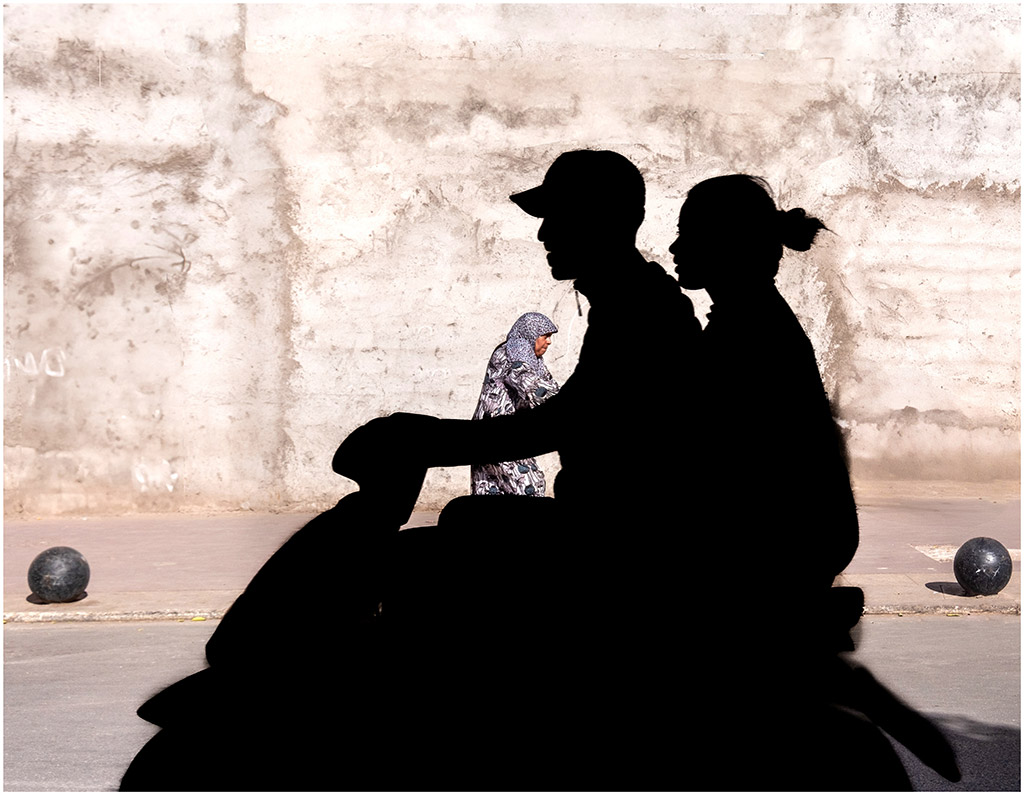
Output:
[[4, 4, 1019, 516]]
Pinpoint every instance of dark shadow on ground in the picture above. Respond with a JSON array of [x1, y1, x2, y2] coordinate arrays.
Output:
[[927, 581, 970, 597], [26, 591, 87, 605], [891, 714, 1020, 791]]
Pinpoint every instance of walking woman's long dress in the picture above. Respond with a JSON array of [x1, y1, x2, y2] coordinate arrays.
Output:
[[470, 312, 559, 496]]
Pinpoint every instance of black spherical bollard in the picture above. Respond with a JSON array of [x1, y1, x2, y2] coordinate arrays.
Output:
[[28, 546, 90, 603], [953, 537, 1013, 596]]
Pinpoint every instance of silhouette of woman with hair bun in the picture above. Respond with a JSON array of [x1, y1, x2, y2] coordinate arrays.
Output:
[[670, 174, 857, 594], [668, 174, 915, 790]]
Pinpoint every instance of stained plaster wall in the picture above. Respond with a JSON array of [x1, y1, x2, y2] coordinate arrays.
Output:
[[4, 3, 1019, 516]]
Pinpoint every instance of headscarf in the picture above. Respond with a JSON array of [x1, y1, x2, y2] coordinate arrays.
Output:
[[503, 312, 558, 372]]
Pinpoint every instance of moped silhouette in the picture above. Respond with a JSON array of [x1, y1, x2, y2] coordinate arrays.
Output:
[[119, 435, 432, 791], [121, 418, 961, 791]]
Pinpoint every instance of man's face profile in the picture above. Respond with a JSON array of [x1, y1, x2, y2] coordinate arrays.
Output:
[[538, 207, 621, 282]]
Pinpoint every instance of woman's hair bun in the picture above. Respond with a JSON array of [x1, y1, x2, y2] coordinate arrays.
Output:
[[778, 207, 827, 252]]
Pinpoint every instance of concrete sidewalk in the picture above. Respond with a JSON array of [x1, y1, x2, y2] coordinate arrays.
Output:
[[4, 489, 1020, 623]]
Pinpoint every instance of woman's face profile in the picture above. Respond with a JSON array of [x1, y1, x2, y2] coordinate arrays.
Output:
[[534, 334, 553, 357], [669, 200, 713, 290]]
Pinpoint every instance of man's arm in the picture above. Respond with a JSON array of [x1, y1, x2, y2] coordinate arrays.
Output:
[[430, 393, 563, 466], [333, 378, 573, 479]]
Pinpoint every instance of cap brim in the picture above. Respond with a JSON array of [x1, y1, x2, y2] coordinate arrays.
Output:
[[509, 186, 548, 218]]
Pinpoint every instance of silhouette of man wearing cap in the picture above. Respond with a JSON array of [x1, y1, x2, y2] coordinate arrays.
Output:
[[326, 149, 702, 787]]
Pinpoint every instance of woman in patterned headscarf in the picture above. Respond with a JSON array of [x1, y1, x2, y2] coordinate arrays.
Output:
[[470, 312, 559, 496]]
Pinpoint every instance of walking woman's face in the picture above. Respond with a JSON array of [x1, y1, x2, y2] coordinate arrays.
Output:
[[534, 334, 553, 357]]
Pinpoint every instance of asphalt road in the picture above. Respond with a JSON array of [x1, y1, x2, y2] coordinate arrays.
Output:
[[4, 614, 1020, 791], [851, 614, 1020, 792]]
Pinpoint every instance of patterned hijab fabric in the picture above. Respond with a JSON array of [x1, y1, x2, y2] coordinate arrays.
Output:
[[503, 312, 558, 373], [470, 313, 560, 496]]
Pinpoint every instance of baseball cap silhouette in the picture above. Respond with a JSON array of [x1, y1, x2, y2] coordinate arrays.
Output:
[[510, 150, 645, 228]]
